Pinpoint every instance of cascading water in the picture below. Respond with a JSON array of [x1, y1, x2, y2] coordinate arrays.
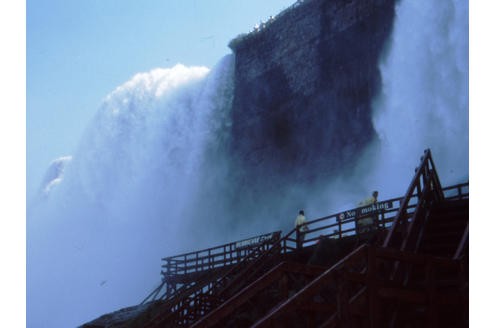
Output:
[[313, 0, 468, 217], [27, 1, 468, 327], [27, 56, 235, 328], [365, 0, 468, 198]]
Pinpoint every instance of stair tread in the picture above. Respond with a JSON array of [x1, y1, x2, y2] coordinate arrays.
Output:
[[422, 235, 463, 243], [425, 221, 467, 229], [433, 199, 469, 208], [424, 229, 464, 235]]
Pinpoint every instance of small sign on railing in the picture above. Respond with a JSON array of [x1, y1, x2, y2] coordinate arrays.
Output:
[[338, 201, 394, 221], [357, 201, 393, 217], [235, 232, 277, 249]]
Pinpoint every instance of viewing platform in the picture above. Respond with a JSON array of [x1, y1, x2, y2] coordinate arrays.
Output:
[[82, 149, 469, 328]]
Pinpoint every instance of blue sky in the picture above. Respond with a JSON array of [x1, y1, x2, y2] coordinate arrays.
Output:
[[26, 0, 295, 200]]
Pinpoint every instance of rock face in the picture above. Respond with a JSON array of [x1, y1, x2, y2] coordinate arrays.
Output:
[[80, 1, 399, 325], [228, 0, 396, 189]]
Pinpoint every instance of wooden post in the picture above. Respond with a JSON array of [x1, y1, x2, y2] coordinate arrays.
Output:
[[166, 260, 171, 299], [196, 251, 199, 273], [279, 272, 289, 299], [337, 272, 351, 326], [296, 228, 301, 250], [367, 247, 379, 328], [426, 258, 438, 328]]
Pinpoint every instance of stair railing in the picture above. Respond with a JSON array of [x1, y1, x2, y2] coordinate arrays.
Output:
[[166, 231, 279, 277], [211, 198, 403, 306], [155, 189, 429, 321], [251, 244, 369, 327], [191, 261, 326, 327], [382, 148, 444, 251], [161, 230, 281, 277], [142, 230, 281, 303], [142, 146, 465, 326], [143, 178, 466, 326], [144, 231, 284, 327], [454, 223, 469, 260]]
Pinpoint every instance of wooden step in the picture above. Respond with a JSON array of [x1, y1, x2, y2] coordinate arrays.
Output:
[[433, 198, 469, 208], [421, 230, 463, 243], [424, 219, 466, 232], [429, 213, 468, 223], [419, 246, 456, 257]]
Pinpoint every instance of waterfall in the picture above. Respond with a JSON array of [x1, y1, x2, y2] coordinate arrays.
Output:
[[366, 0, 468, 198], [281, 0, 468, 222], [26, 1, 468, 327], [27, 55, 235, 328]]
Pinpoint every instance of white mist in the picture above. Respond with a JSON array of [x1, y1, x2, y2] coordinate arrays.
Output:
[[27, 56, 235, 328], [368, 0, 468, 198], [303, 0, 468, 223]]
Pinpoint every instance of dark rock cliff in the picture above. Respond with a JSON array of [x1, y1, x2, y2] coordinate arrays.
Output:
[[80, 1, 399, 325], [227, 0, 396, 198]]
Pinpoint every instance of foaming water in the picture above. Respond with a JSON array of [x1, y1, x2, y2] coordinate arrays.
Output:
[[27, 56, 235, 328]]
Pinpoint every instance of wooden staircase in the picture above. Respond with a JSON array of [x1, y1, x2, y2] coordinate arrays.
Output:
[[418, 199, 469, 258], [81, 149, 468, 327], [245, 149, 469, 327]]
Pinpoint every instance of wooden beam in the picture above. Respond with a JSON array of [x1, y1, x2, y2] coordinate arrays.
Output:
[[378, 287, 426, 304]]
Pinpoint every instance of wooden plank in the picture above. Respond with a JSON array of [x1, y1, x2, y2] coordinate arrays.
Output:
[[318, 313, 338, 328], [378, 287, 426, 303], [299, 302, 336, 313], [454, 223, 469, 260], [161, 231, 281, 261], [191, 263, 288, 327], [375, 247, 459, 269], [251, 245, 369, 327], [367, 246, 379, 328], [191, 262, 324, 327], [343, 271, 366, 283]]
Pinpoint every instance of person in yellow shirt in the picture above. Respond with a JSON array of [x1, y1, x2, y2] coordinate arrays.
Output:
[[357, 191, 379, 233]]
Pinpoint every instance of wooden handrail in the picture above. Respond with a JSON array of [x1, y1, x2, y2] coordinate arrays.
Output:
[[252, 244, 369, 327], [454, 223, 469, 260], [191, 261, 326, 327], [382, 149, 444, 249], [144, 233, 286, 327], [158, 178, 467, 283], [142, 231, 282, 314], [161, 231, 278, 261], [145, 183, 468, 320], [161, 230, 281, 276]]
